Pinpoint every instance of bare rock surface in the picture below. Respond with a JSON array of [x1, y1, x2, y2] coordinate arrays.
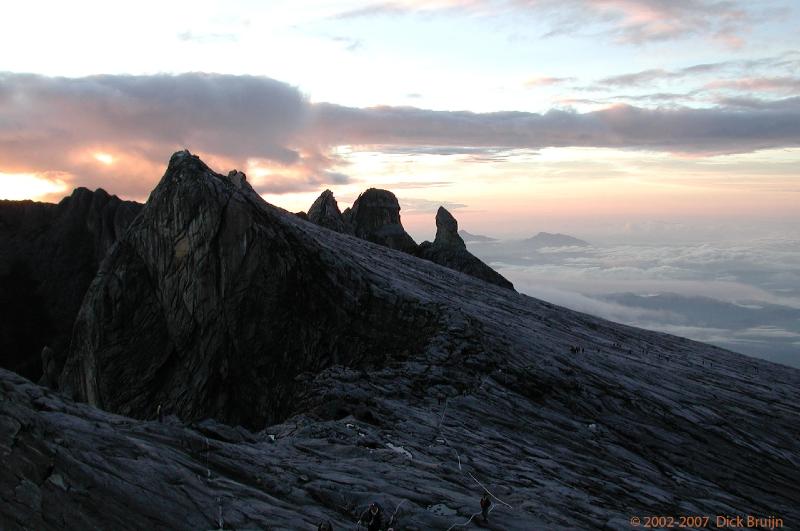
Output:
[[59, 152, 438, 429], [419, 207, 514, 290], [0, 188, 141, 380], [3, 152, 799, 529]]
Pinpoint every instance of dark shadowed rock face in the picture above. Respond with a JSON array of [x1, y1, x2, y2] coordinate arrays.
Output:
[[0, 188, 141, 380], [419, 207, 514, 290], [433, 206, 461, 247], [58, 151, 440, 429], [343, 188, 418, 254], [308, 189, 351, 234]]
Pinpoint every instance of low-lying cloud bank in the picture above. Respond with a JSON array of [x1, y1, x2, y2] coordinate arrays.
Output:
[[2, 72, 800, 197], [470, 236, 800, 367]]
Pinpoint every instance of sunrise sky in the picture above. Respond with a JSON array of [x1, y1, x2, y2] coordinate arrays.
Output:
[[1, 0, 798, 239]]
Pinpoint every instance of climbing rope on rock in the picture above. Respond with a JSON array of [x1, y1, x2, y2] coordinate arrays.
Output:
[[468, 472, 512, 509], [445, 503, 496, 531], [437, 384, 514, 530]]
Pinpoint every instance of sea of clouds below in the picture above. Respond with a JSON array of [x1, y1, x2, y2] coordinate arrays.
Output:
[[465, 237, 800, 368]]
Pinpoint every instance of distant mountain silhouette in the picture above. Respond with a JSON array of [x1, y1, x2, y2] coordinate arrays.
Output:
[[458, 229, 497, 242], [524, 231, 589, 247]]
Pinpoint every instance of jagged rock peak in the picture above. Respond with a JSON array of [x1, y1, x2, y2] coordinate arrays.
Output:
[[169, 148, 199, 164], [68, 186, 108, 199], [434, 206, 466, 249], [57, 153, 440, 429], [227, 169, 247, 189], [308, 189, 350, 234], [156, 151, 263, 207], [345, 188, 417, 253], [419, 207, 514, 290]]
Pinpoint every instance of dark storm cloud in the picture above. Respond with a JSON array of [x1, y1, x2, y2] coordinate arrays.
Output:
[[0, 71, 306, 161], [310, 100, 800, 154], [2, 72, 800, 198], [0, 72, 319, 196]]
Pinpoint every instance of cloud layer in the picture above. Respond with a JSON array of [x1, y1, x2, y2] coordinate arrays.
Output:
[[312, 99, 800, 154], [2, 72, 800, 197], [477, 236, 800, 366], [338, 0, 766, 46], [0, 72, 315, 196]]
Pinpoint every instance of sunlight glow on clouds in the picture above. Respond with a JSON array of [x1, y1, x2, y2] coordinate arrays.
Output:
[[93, 152, 115, 165], [0, 172, 69, 201]]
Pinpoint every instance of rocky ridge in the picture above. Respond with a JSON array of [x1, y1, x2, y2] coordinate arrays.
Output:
[[306, 189, 514, 289], [2, 152, 799, 530]]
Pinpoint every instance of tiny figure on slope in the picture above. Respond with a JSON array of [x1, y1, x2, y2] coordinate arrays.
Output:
[[360, 502, 384, 531], [480, 493, 492, 522], [157, 404, 163, 423]]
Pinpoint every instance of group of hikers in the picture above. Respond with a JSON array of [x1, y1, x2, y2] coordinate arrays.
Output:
[[317, 494, 493, 530]]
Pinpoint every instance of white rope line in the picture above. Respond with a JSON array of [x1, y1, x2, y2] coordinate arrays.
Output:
[[445, 511, 480, 531], [437, 399, 463, 471], [437, 381, 513, 530], [204, 437, 225, 530], [437, 398, 449, 431], [439, 433, 462, 471], [445, 504, 496, 531], [205, 437, 211, 479], [353, 508, 364, 531], [468, 472, 513, 509], [388, 499, 406, 527]]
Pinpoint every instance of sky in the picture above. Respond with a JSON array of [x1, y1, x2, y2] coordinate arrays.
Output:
[[0, 0, 798, 239]]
